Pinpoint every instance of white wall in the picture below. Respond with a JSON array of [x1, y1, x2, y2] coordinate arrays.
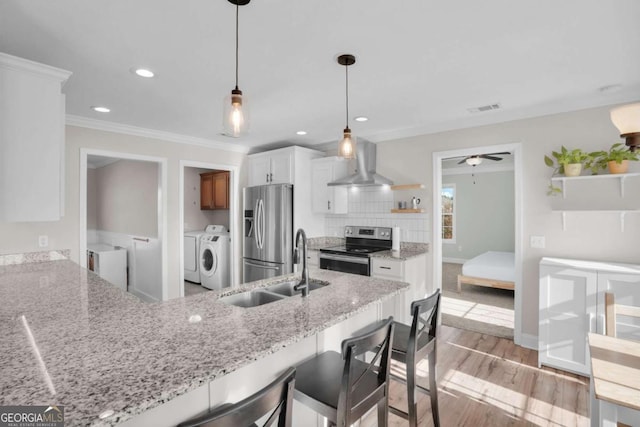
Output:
[[87, 168, 97, 230], [0, 125, 246, 299], [94, 159, 159, 238], [183, 167, 230, 232], [375, 104, 640, 338], [442, 170, 515, 260]]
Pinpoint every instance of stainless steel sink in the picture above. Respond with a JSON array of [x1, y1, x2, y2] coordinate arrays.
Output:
[[218, 290, 286, 308], [265, 279, 329, 297]]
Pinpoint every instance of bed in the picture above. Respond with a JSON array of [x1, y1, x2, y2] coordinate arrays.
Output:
[[457, 251, 515, 293]]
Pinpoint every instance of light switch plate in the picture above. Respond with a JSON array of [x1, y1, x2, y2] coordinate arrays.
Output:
[[530, 235, 545, 249]]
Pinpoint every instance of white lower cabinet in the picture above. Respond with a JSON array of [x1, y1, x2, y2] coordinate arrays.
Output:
[[538, 257, 640, 375], [372, 254, 428, 324]]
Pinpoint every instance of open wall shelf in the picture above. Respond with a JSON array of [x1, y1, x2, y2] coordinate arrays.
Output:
[[390, 184, 424, 191], [552, 209, 640, 232], [551, 172, 640, 198]]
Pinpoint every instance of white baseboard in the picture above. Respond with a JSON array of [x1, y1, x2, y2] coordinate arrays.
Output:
[[129, 287, 159, 303], [442, 257, 467, 264], [517, 333, 537, 350]]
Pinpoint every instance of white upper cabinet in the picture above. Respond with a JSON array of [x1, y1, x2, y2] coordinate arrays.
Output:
[[0, 53, 71, 222], [310, 157, 349, 214], [248, 150, 292, 186]]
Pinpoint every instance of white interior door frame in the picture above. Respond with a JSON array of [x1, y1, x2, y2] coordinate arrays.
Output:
[[79, 148, 169, 301], [432, 142, 524, 344], [179, 160, 240, 297]]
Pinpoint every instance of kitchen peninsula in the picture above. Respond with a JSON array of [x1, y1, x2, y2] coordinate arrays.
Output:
[[0, 257, 408, 426]]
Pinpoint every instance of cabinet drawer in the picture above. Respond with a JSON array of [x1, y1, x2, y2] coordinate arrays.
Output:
[[371, 258, 403, 279]]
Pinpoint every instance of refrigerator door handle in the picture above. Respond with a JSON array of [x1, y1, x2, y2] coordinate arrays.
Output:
[[259, 198, 266, 250], [244, 260, 281, 270], [254, 199, 261, 250]]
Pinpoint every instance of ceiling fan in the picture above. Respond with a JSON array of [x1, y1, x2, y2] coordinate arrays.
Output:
[[457, 152, 511, 166]]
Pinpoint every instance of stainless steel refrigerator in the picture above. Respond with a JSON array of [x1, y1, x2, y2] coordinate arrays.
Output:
[[243, 184, 293, 283]]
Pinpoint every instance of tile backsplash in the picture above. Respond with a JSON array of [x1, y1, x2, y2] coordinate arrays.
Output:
[[325, 187, 430, 243]]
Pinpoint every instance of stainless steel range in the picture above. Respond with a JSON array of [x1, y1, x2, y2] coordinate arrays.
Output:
[[319, 226, 392, 276]]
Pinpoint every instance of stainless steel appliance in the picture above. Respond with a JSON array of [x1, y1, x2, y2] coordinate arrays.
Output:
[[319, 226, 392, 276], [243, 184, 293, 282]]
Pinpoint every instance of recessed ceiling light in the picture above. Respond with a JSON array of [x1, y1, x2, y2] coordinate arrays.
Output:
[[91, 106, 110, 113], [296, 131, 307, 135], [354, 116, 368, 122], [134, 68, 155, 78]]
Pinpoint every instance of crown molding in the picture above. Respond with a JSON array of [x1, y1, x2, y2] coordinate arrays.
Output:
[[0, 52, 72, 82], [65, 115, 250, 154]]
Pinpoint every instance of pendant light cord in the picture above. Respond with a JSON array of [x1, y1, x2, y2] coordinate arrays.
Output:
[[345, 63, 349, 127], [235, 2, 239, 89]]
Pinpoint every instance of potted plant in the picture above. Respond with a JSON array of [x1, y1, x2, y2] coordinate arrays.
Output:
[[544, 146, 596, 195], [590, 143, 639, 175]]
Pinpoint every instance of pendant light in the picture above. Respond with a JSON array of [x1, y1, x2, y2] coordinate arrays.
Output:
[[610, 103, 640, 151], [223, 0, 250, 137], [337, 54, 356, 159]]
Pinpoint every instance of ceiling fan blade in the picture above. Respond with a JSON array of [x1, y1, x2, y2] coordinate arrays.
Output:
[[481, 155, 503, 161], [457, 158, 467, 164], [487, 152, 511, 156]]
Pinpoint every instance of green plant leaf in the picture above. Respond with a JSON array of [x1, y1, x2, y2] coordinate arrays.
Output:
[[544, 155, 554, 167]]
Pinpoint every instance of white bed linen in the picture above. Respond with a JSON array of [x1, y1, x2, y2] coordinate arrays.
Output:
[[462, 251, 515, 282]]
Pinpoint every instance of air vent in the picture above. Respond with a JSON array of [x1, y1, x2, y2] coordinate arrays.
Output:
[[467, 103, 501, 113]]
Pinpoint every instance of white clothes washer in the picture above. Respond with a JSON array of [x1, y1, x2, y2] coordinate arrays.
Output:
[[184, 229, 209, 283], [199, 225, 231, 290]]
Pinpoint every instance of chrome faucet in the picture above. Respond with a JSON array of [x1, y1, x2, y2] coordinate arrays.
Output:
[[293, 228, 309, 297]]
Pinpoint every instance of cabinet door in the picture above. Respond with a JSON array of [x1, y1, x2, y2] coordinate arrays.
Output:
[[538, 264, 597, 375], [311, 159, 348, 214], [597, 272, 640, 341], [268, 152, 292, 184], [311, 162, 332, 213], [212, 172, 229, 209], [200, 174, 214, 210], [248, 156, 271, 186]]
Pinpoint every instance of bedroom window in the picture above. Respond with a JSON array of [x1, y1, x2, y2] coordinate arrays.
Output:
[[442, 184, 455, 242]]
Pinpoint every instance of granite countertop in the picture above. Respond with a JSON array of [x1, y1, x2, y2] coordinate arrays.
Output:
[[371, 243, 429, 261], [0, 260, 407, 426]]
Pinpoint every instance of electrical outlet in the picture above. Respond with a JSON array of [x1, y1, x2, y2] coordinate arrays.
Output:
[[38, 235, 48, 248], [458, 245, 463, 252], [530, 235, 546, 249]]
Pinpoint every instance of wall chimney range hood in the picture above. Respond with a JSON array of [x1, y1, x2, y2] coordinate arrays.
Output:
[[328, 140, 394, 187]]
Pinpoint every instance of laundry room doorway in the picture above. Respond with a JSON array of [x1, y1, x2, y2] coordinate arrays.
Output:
[[179, 161, 239, 297], [79, 149, 168, 302]]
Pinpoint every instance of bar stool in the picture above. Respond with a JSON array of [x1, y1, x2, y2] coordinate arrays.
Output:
[[177, 367, 295, 427], [388, 289, 441, 427], [293, 317, 395, 427]]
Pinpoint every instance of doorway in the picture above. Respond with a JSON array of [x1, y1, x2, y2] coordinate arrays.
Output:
[[179, 161, 239, 298], [432, 142, 523, 344], [79, 149, 168, 302]]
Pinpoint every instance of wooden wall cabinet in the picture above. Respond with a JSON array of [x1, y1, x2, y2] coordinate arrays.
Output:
[[200, 171, 229, 210]]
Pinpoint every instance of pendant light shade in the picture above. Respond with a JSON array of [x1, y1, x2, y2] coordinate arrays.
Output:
[[610, 102, 640, 151], [337, 54, 356, 159], [223, 0, 250, 137]]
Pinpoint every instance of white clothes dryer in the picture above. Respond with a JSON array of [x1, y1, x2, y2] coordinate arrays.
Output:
[[199, 225, 231, 290], [184, 229, 209, 283]]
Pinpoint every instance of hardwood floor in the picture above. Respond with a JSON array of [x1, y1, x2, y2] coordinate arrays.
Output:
[[362, 325, 590, 426]]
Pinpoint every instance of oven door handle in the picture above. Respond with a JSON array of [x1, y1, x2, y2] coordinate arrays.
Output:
[[319, 253, 370, 265]]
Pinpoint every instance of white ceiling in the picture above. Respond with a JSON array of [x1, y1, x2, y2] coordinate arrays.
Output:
[[1, 0, 639, 151]]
